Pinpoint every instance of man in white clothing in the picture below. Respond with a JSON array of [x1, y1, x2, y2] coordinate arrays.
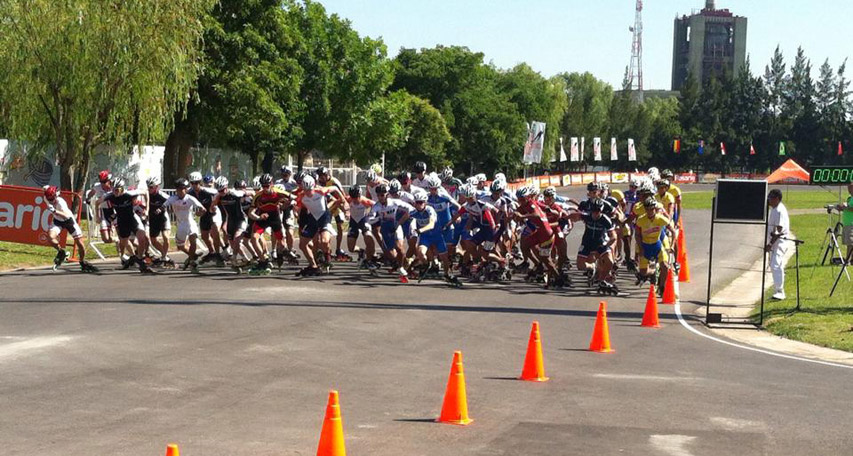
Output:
[[765, 189, 790, 300]]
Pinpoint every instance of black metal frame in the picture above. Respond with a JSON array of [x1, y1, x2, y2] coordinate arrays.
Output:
[[705, 196, 770, 326]]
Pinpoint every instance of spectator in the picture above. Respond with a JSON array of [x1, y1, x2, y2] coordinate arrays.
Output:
[[836, 183, 853, 263], [765, 189, 790, 300]]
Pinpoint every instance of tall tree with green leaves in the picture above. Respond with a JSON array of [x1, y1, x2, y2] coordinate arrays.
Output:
[[375, 91, 451, 173], [0, 0, 212, 193], [557, 72, 612, 169], [786, 47, 819, 165], [288, 0, 393, 168]]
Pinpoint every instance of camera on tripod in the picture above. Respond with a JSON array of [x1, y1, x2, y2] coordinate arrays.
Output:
[[825, 204, 838, 213]]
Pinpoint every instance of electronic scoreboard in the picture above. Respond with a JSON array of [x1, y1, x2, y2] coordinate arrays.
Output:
[[810, 165, 853, 185]]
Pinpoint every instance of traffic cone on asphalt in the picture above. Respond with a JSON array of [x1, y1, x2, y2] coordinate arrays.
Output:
[[437, 351, 473, 425], [317, 390, 347, 456], [662, 268, 678, 305], [677, 228, 691, 283], [520, 321, 549, 382], [641, 285, 661, 328], [589, 301, 614, 353], [165, 444, 180, 456]]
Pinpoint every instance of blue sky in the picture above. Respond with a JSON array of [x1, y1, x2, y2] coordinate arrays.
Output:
[[319, 0, 853, 90]]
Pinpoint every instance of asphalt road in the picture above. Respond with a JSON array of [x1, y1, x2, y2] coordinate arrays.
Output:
[[0, 186, 850, 456]]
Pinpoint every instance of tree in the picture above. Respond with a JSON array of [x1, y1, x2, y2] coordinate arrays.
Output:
[[0, 0, 212, 193], [377, 91, 451, 173], [556, 72, 612, 169], [786, 47, 819, 165], [288, 0, 393, 168]]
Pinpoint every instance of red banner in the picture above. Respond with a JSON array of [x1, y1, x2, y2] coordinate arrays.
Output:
[[674, 173, 697, 184], [0, 185, 79, 247]]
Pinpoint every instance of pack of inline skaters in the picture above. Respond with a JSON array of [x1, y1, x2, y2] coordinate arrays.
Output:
[[54, 162, 684, 294]]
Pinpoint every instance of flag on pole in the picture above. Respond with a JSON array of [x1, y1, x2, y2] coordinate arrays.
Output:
[[628, 138, 636, 161], [698, 140, 705, 155], [750, 143, 756, 156], [839, 141, 844, 156], [522, 122, 546, 164], [673, 138, 681, 154], [580, 137, 586, 161], [559, 137, 568, 162], [593, 137, 602, 161], [610, 138, 618, 161], [570, 137, 579, 162], [779, 141, 786, 156], [720, 142, 727, 156]]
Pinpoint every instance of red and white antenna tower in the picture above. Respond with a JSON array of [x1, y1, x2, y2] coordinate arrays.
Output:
[[628, 0, 644, 102]]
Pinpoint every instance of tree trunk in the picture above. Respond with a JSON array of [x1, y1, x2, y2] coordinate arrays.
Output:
[[262, 150, 274, 174], [163, 118, 194, 185]]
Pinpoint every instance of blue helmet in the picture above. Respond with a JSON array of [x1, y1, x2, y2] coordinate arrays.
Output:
[[203, 174, 215, 184]]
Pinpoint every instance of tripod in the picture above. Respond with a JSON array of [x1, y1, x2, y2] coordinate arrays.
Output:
[[830, 247, 853, 298], [811, 207, 849, 281]]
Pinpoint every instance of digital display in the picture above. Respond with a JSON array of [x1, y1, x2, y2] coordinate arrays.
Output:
[[810, 166, 853, 185]]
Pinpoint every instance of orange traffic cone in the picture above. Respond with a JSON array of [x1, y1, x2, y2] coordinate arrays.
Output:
[[641, 285, 661, 328], [165, 444, 180, 456], [662, 268, 677, 305], [520, 321, 549, 382], [317, 390, 347, 456], [677, 228, 691, 283], [589, 301, 614, 353], [437, 351, 473, 425]]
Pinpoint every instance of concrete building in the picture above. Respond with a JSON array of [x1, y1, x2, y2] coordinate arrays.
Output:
[[671, 0, 747, 91]]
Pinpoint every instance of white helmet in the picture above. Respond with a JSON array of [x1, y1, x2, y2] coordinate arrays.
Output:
[[474, 173, 487, 183], [460, 184, 476, 198], [146, 176, 161, 187], [466, 176, 478, 185], [494, 172, 506, 183], [215, 176, 228, 190], [516, 185, 534, 199], [251, 176, 262, 190], [630, 178, 642, 188], [366, 170, 379, 183], [426, 175, 442, 189], [413, 191, 429, 203], [302, 174, 316, 190], [188, 171, 203, 183], [648, 167, 660, 180]]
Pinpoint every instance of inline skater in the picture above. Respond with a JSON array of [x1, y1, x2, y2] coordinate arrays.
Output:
[[296, 174, 346, 276], [316, 166, 349, 260], [146, 176, 174, 268], [411, 161, 429, 190], [211, 177, 253, 273], [345, 185, 376, 265], [188, 171, 225, 266], [365, 169, 389, 201], [368, 184, 414, 280], [99, 178, 154, 273], [654, 179, 676, 218], [448, 185, 504, 279], [43, 185, 97, 272], [541, 186, 572, 272], [86, 170, 118, 247], [389, 178, 419, 261], [238, 179, 263, 266], [568, 198, 618, 293], [276, 166, 299, 255], [515, 186, 565, 288], [249, 173, 294, 269], [660, 170, 683, 225], [163, 178, 206, 272], [410, 191, 461, 286], [426, 174, 461, 260], [635, 196, 675, 291]]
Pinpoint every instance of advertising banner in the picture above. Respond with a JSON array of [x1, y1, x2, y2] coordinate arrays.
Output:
[[523, 122, 546, 164], [0, 185, 77, 247], [612, 173, 629, 184]]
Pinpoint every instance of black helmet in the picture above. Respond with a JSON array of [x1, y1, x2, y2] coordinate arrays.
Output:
[[414, 161, 427, 173], [316, 166, 330, 177], [587, 182, 598, 192], [348, 185, 361, 198], [235, 179, 248, 189], [589, 198, 605, 212], [375, 184, 389, 194], [398, 171, 411, 184], [661, 169, 674, 179], [259, 173, 273, 186], [388, 179, 402, 194], [295, 171, 307, 182], [174, 178, 189, 189], [643, 196, 657, 208]]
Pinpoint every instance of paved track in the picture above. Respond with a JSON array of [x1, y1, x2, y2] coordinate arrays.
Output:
[[1, 186, 850, 455]]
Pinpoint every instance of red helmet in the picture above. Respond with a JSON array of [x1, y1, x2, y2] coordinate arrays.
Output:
[[43, 185, 57, 200], [98, 170, 112, 183]]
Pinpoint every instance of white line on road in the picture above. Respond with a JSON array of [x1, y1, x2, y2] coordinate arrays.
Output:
[[592, 373, 703, 382], [674, 303, 853, 370], [649, 435, 697, 456], [0, 336, 73, 361]]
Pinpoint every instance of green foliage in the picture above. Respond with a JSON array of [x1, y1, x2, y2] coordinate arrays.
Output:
[[378, 91, 451, 173], [0, 0, 212, 191]]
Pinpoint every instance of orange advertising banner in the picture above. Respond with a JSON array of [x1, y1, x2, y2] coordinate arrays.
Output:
[[0, 185, 77, 247], [570, 174, 584, 186], [582, 173, 595, 184], [549, 175, 561, 186], [562, 174, 572, 186]]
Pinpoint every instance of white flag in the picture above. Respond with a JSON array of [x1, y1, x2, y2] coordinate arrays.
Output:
[[610, 138, 618, 161], [593, 137, 602, 161], [580, 137, 585, 161], [523, 122, 546, 164], [628, 138, 637, 161], [559, 137, 568, 162], [570, 137, 579, 162]]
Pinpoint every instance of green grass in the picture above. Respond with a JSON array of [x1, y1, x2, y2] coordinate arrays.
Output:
[[0, 221, 119, 271], [681, 189, 843, 211], [754, 213, 853, 352]]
